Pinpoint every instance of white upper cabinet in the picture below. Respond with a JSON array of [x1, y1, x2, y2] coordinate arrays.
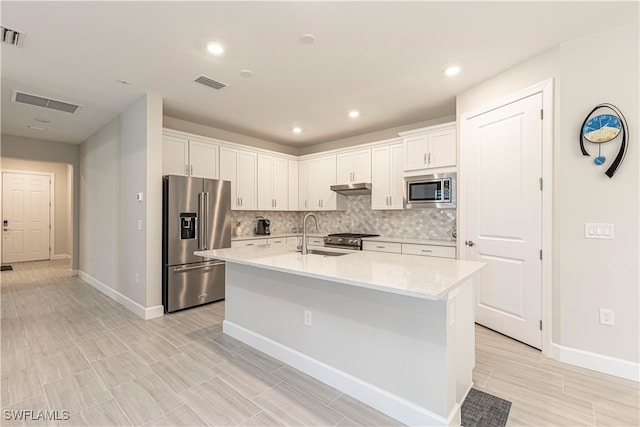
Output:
[[371, 143, 404, 210], [336, 149, 371, 184], [288, 160, 299, 211], [162, 133, 219, 179], [220, 147, 257, 211], [401, 122, 456, 173], [299, 155, 345, 211], [298, 160, 309, 210], [257, 154, 288, 210]]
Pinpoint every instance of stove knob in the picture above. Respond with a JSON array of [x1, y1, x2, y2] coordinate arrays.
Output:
[[323, 237, 328, 242], [337, 238, 343, 242], [349, 239, 358, 245]]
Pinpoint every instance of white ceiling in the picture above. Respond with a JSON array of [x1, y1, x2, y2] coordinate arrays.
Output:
[[2, 1, 637, 148]]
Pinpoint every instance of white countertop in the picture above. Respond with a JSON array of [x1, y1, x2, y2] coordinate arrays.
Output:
[[196, 244, 485, 300]]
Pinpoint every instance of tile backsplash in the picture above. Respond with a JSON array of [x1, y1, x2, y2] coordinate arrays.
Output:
[[231, 195, 456, 241]]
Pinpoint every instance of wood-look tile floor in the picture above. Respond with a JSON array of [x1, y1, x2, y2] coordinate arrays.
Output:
[[1, 260, 638, 426]]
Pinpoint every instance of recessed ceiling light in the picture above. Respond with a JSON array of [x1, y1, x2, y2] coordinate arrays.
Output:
[[207, 42, 225, 55], [348, 110, 360, 118], [117, 79, 132, 85], [239, 69, 254, 78], [34, 117, 51, 123], [26, 125, 46, 131], [444, 65, 461, 76], [300, 33, 316, 44], [292, 127, 302, 134]]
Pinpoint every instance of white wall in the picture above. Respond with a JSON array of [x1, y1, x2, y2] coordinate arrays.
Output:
[[80, 118, 120, 288], [1, 135, 80, 270], [80, 94, 163, 318], [457, 23, 639, 369], [557, 24, 638, 363], [1, 157, 71, 257]]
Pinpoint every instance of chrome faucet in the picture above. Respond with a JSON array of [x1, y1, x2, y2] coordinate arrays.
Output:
[[301, 213, 319, 255]]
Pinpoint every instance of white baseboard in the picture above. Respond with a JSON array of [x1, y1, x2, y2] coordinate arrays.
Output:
[[224, 320, 457, 426], [550, 343, 639, 382], [69, 269, 78, 277], [53, 254, 71, 260], [78, 270, 164, 320]]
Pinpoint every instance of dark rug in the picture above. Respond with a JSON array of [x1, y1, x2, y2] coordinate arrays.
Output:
[[461, 388, 511, 427], [1, 265, 13, 271]]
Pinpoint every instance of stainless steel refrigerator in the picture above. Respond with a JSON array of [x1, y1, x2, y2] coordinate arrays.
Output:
[[162, 175, 231, 313]]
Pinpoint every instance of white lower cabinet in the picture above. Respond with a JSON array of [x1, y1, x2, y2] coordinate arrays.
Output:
[[230, 239, 265, 248], [362, 241, 402, 254], [266, 237, 286, 244], [363, 240, 456, 259], [401, 243, 456, 259], [286, 236, 302, 246]]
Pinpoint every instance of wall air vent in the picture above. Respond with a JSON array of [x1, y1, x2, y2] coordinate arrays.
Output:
[[194, 75, 228, 90], [11, 90, 82, 114], [1, 26, 25, 46]]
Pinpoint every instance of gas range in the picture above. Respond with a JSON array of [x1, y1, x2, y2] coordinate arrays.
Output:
[[323, 233, 379, 250]]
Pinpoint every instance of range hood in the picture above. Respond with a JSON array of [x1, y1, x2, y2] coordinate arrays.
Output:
[[330, 183, 372, 195]]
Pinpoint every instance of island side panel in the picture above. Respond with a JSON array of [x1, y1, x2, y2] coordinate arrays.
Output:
[[223, 263, 461, 423]]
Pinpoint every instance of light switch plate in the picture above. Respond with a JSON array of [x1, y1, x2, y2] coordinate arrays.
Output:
[[585, 223, 614, 239]]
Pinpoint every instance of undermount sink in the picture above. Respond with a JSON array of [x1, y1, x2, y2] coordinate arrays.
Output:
[[291, 249, 351, 257], [307, 249, 351, 257]]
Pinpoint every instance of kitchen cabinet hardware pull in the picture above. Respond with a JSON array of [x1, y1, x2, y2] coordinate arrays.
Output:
[[389, 196, 392, 205], [428, 153, 431, 165], [185, 164, 189, 175], [376, 246, 385, 249], [246, 243, 254, 246], [190, 165, 193, 175], [465, 240, 475, 247], [421, 249, 433, 253], [424, 153, 427, 164]]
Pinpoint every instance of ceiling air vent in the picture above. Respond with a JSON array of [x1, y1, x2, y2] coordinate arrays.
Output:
[[11, 90, 82, 114], [194, 75, 228, 90], [1, 26, 25, 47]]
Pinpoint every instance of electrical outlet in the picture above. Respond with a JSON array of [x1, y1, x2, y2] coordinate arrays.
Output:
[[304, 309, 312, 327], [599, 308, 615, 326]]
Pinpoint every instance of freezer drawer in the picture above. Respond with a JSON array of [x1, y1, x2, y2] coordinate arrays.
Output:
[[164, 260, 225, 313]]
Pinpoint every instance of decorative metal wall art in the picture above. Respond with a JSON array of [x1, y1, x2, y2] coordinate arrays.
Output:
[[579, 103, 628, 178]]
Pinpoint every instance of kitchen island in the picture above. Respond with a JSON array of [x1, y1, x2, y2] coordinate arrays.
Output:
[[195, 244, 485, 426]]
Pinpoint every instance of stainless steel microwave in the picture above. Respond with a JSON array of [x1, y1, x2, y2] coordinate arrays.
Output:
[[404, 172, 456, 209]]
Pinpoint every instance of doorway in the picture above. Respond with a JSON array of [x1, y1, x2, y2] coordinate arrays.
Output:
[[2, 171, 53, 263]]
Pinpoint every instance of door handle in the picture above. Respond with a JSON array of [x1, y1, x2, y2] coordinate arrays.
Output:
[[3, 228, 10, 232], [173, 261, 224, 272], [465, 240, 476, 247]]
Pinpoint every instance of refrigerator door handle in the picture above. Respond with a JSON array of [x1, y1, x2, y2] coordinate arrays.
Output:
[[173, 261, 225, 272], [197, 192, 204, 250], [203, 191, 209, 250]]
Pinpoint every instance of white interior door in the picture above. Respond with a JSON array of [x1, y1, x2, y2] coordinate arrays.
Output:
[[2, 172, 52, 263], [463, 93, 543, 349]]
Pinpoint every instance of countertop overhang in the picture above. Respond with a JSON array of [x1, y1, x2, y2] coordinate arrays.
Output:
[[196, 244, 485, 300]]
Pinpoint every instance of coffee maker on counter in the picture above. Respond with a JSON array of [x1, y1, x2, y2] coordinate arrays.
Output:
[[255, 216, 270, 235]]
